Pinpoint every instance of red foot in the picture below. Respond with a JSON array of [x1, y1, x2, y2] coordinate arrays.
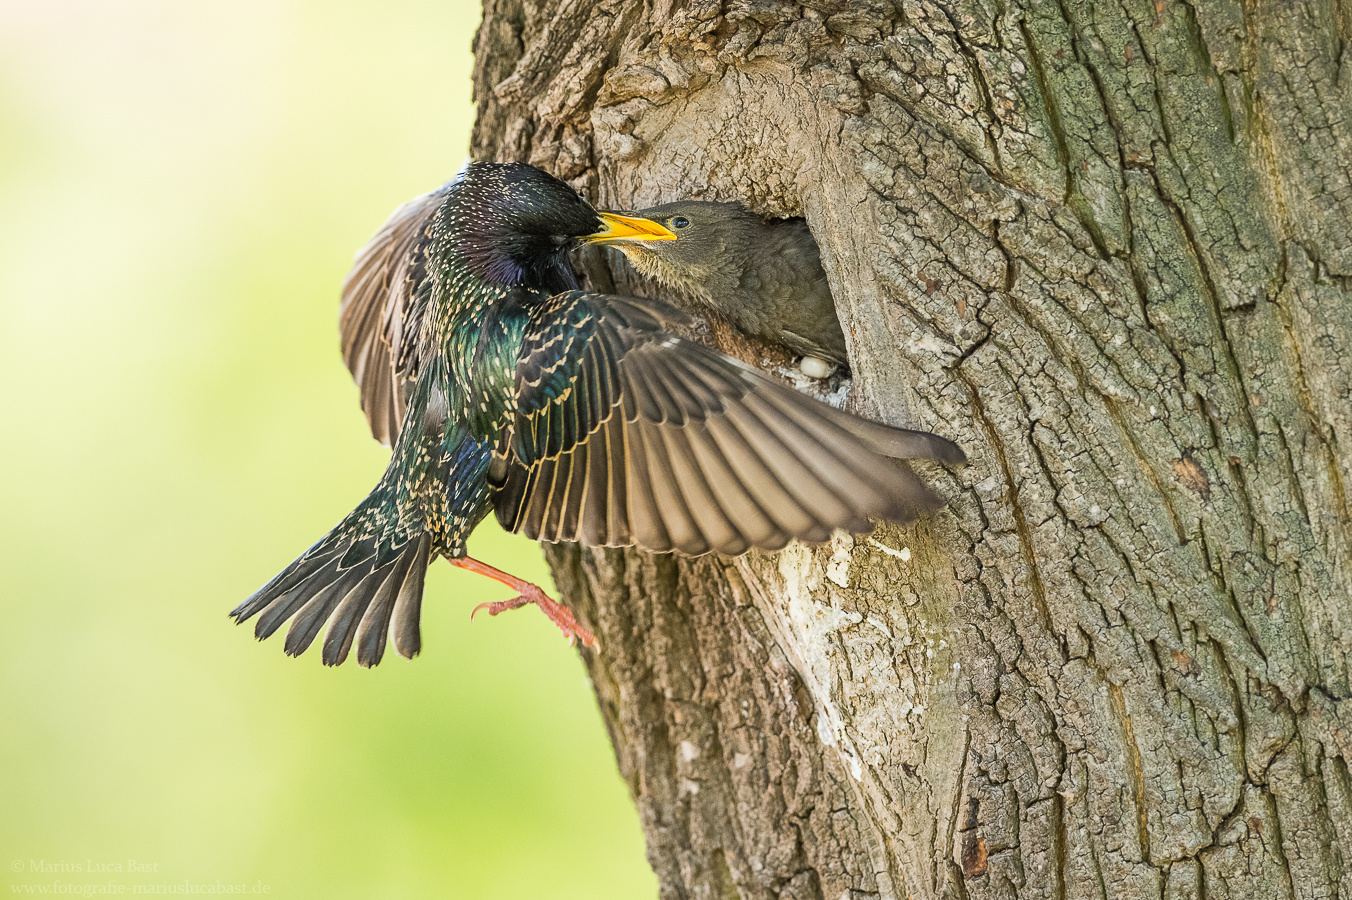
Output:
[[451, 556, 599, 650]]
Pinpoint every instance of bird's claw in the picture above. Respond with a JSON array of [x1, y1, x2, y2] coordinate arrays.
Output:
[[470, 585, 599, 651], [469, 596, 529, 620]]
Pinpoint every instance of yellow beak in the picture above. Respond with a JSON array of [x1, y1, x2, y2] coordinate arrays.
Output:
[[585, 211, 677, 244]]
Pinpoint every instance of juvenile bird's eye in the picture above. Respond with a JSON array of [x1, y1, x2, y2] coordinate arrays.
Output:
[[672, 216, 690, 229]]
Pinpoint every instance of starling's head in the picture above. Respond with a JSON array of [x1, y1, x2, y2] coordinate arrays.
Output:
[[588, 201, 755, 298], [446, 162, 617, 287]]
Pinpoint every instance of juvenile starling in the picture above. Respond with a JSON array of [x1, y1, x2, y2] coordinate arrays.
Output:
[[590, 201, 848, 375], [233, 162, 965, 665]]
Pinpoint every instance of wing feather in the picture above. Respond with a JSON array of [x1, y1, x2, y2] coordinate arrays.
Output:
[[636, 419, 705, 554], [338, 187, 447, 446], [656, 424, 746, 555], [494, 291, 963, 556], [622, 421, 674, 552], [682, 421, 788, 549]]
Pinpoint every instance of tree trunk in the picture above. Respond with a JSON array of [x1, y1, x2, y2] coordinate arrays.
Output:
[[470, 1, 1352, 897]]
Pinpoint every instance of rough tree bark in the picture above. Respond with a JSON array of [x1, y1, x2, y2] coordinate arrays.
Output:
[[470, 1, 1352, 897]]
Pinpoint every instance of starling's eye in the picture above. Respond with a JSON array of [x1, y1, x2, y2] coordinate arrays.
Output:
[[672, 216, 690, 229]]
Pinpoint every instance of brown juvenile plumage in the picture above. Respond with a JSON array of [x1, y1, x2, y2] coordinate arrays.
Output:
[[592, 200, 849, 371]]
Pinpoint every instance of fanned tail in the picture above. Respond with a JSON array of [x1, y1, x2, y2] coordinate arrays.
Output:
[[234, 370, 467, 666], [231, 506, 434, 667]]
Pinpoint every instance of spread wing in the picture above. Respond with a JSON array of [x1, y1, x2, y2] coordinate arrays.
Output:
[[492, 291, 964, 556], [339, 186, 447, 446]]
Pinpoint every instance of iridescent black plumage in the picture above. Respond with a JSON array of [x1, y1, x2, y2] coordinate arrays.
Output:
[[234, 162, 965, 665]]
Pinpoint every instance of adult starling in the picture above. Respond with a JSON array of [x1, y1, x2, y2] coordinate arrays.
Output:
[[590, 201, 847, 375], [232, 162, 965, 666]]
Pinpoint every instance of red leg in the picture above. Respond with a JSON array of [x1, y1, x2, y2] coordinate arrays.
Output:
[[450, 556, 599, 650]]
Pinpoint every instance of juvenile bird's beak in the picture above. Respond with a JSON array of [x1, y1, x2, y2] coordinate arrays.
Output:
[[586, 212, 677, 245]]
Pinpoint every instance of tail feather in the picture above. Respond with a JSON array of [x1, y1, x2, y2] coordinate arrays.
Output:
[[235, 364, 463, 665], [353, 566, 400, 667], [231, 513, 434, 666], [254, 553, 346, 641], [283, 562, 371, 658], [320, 572, 382, 666], [388, 537, 431, 660], [231, 540, 335, 628]]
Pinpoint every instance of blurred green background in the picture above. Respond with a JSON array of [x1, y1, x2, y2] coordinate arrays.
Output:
[[0, 1, 654, 896]]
